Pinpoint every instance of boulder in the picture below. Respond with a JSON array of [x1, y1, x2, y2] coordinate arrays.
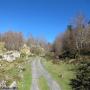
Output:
[[12, 51, 20, 58], [1, 51, 20, 62], [3, 55, 15, 62]]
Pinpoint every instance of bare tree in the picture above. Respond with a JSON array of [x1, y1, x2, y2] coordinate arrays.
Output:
[[53, 34, 63, 56], [3, 31, 24, 50], [27, 34, 36, 48]]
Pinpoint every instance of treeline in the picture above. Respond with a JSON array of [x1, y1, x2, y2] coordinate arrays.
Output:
[[52, 14, 90, 59], [0, 31, 48, 51], [27, 34, 49, 55], [0, 14, 90, 57], [0, 31, 24, 50], [51, 14, 90, 90]]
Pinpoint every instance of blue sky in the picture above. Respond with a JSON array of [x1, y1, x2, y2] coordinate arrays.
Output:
[[0, 0, 90, 42]]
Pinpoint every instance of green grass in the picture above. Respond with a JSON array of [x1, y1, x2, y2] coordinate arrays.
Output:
[[0, 57, 32, 90], [42, 59, 75, 90], [18, 62, 32, 90], [39, 76, 49, 90]]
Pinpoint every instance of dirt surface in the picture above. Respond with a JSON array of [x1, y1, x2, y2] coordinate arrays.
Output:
[[31, 57, 61, 90]]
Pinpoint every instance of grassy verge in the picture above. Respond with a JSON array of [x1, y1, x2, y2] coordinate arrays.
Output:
[[18, 61, 32, 90], [0, 57, 32, 90], [38, 76, 49, 90], [42, 59, 75, 90]]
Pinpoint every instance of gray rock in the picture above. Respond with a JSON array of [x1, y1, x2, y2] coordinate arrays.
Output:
[[9, 81, 17, 88], [0, 80, 7, 88], [1, 51, 20, 62]]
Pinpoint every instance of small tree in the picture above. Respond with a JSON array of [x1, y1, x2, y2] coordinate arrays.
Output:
[[3, 31, 24, 50], [62, 25, 76, 58]]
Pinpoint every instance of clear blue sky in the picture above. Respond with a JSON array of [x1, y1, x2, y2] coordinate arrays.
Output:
[[0, 0, 90, 42]]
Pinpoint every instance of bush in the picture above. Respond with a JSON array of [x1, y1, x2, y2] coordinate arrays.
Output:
[[20, 53, 26, 58], [70, 60, 90, 90], [45, 52, 54, 60]]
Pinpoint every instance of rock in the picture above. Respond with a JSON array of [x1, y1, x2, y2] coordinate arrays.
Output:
[[0, 64, 2, 67], [58, 73, 63, 79], [3, 54, 15, 62], [0, 80, 7, 88], [9, 81, 17, 88], [69, 59, 75, 63], [12, 51, 20, 58], [1, 51, 20, 62]]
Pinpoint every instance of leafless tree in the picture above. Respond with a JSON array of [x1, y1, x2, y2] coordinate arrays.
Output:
[[3, 31, 24, 50]]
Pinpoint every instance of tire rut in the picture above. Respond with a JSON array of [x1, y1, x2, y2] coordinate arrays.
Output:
[[30, 57, 61, 90]]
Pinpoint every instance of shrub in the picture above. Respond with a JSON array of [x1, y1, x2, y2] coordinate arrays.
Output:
[[70, 60, 90, 90]]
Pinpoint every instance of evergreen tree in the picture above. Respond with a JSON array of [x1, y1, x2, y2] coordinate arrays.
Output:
[[70, 60, 90, 90]]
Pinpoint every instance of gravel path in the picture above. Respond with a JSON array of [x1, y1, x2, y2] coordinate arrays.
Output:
[[31, 57, 61, 90], [37, 57, 61, 90], [30, 59, 40, 90]]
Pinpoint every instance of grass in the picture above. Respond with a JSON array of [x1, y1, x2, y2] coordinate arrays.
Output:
[[18, 62, 32, 90], [38, 76, 49, 90], [0, 57, 32, 90], [42, 59, 75, 90]]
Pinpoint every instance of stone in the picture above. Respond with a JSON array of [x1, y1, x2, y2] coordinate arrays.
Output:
[[3, 54, 15, 62], [1, 51, 20, 62], [0, 80, 7, 88], [9, 81, 17, 88], [0, 64, 2, 67], [12, 51, 20, 58]]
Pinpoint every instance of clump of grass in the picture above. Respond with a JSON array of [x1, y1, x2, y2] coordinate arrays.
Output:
[[38, 76, 49, 90]]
